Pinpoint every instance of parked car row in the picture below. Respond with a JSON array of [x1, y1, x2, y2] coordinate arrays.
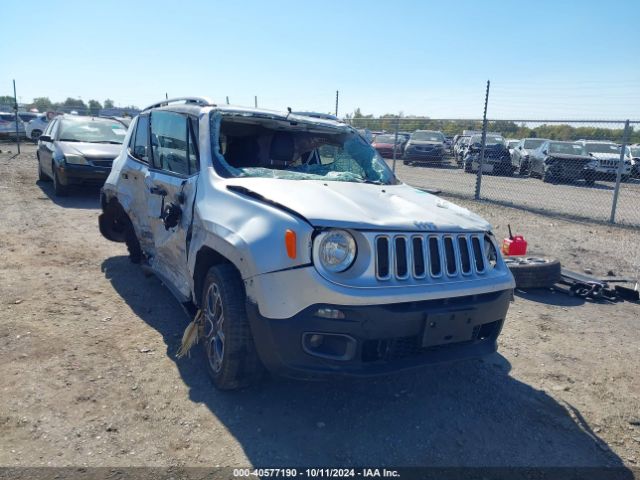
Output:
[[447, 133, 635, 185]]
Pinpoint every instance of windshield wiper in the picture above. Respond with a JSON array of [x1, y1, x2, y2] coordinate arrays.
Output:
[[59, 138, 82, 142], [92, 140, 122, 144]]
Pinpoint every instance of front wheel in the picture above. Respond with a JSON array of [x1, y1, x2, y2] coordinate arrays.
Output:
[[31, 130, 42, 142], [201, 264, 263, 390], [52, 163, 68, 196], [37, 155, 49, 182]]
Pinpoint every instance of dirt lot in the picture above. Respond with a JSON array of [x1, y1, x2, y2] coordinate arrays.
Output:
[[1, 143, 640, 468]]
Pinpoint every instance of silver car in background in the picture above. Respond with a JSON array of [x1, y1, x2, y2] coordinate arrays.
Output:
[[574, 140, 632, 182], [36, 115, 128, 196], [510, 138, 549, 175], [0, 112, 27, 139]]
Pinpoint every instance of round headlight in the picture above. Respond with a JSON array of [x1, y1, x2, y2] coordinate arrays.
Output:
[[316, 229, 357, 273]]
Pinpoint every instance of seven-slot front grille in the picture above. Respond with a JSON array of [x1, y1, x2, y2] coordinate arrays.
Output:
[[599, 159, 620, 168], [375, 233, 488, 281]]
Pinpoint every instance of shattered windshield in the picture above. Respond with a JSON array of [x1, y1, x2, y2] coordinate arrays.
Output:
[[211, 115, 398, 185]]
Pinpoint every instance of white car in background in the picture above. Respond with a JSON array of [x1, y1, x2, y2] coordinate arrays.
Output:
[[26, 114, 50, 141], [574, 140, 632, 181]]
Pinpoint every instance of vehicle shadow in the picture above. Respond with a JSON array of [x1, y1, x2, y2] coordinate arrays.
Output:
[[515, 288, 586, 307], [36, 180, 101, 209], [101, 255, 630, 469]]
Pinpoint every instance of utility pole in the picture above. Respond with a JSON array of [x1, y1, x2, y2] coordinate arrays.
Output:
[[226, 96, 229, 105], [335, 90, 339, 117], [254, 96, 258, 108]]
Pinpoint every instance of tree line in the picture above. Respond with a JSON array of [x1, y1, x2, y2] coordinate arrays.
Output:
[[345, 109, 639, 144], [0, 96, 139, 115]]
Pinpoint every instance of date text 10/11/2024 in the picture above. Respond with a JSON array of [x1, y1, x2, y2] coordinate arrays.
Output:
[[232, 468, 401, 478]]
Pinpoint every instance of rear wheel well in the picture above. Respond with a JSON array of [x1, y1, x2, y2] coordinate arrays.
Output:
[[193, 247, 237, 307]]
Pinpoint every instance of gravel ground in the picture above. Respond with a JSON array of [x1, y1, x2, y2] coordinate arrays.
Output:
[[389, 157, 640, 227], [1, 144, 640, 469]]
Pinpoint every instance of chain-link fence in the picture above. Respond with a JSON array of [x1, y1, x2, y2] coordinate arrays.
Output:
[[345, 117, 640, 227]]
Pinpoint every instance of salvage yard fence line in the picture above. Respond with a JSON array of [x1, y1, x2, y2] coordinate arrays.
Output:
[[345, 116, 640, 227]]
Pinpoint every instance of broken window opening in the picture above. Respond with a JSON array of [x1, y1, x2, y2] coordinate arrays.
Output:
[[209, 114, 398, 185]]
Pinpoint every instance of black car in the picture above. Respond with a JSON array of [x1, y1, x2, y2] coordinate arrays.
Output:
[[402, 130, 446, 163], [529, 141, 597, 185], [463, 134, 514, 175], [37, 115, 128, 196]]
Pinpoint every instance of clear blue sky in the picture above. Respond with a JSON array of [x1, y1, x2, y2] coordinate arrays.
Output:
[[2, 0, 639, 119]]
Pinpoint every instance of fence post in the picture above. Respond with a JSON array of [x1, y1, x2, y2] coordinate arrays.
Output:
[[392, 116, 400, 173], [609, 119, 630, 224], [13, 79, 21, 155], [335, 90, 339, 117], [475, 80, 490, 199]]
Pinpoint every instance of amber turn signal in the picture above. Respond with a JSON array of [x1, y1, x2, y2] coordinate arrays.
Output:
[[285, 229, 297, 259]]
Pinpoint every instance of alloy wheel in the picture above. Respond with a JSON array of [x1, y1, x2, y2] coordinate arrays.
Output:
[[203, 282, 225, 373]]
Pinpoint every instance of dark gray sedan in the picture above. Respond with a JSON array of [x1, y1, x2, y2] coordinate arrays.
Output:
[[37, 115, 128, 195], [529, 141, 597, 185]]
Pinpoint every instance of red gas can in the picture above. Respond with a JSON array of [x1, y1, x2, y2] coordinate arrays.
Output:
[[502, 225, 528, 256]]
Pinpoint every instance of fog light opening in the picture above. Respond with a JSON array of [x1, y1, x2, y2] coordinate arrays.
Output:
[[302, 332, 357, 361]]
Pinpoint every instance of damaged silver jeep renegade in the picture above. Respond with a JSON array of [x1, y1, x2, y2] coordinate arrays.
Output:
[[99, 97, 515, 390]]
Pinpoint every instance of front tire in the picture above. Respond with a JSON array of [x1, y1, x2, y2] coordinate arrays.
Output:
[[201, 264, 263, 390], [31, 130, 42, 142], [52, 163, 68, 196], [37, 155, 49, 182], [542, 168, 555, 183]]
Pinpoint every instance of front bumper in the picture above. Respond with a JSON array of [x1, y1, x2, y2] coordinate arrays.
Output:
[[58, 163, 112, 185], [247, 289, 512, 378], [404, 149, 444, 160], [593, 165, 632, 177], [374, 148, 398, 158]]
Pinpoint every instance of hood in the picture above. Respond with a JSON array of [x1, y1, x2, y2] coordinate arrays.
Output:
[[225, 178, 491, 232], [547, 153, 592, 161], [57, 141, 122, 158], [408, 140, 442, 146], [372, 142, 395, 148], [589, 152, 621, 160]]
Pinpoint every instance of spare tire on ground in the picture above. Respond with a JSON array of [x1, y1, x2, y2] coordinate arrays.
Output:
[[504, 256, 561, 289]]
